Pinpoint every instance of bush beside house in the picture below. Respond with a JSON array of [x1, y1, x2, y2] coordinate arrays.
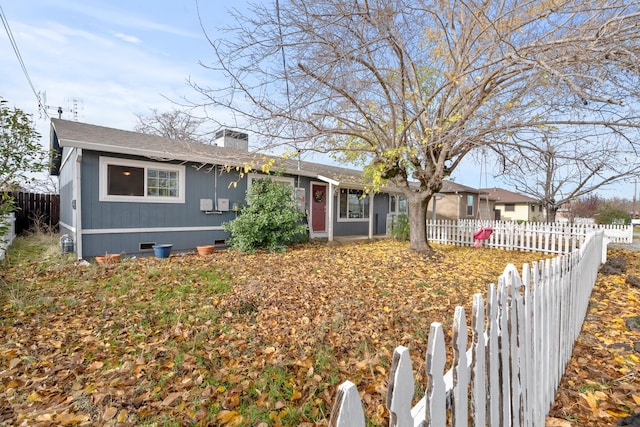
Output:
[[224, 177, 307, 252]]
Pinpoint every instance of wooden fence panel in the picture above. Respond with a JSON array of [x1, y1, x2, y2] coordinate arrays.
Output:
[[330, 230, 605, 427], [8, 192, 60, 234]]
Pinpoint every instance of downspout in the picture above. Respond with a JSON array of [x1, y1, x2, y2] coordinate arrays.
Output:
[[75, 149, 83, 260], [328, 182, 334, 242], [368, 193, 374, 239]]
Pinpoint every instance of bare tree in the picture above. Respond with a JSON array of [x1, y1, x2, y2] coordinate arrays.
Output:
[[494, 130, 640, 221], [134, 108, 208, 143], [566, 194, 603, 221], [192, 0, 640, 252]]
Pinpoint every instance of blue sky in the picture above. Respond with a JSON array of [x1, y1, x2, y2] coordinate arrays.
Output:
[[1, 0, 635, 199], [1, 0, 238, 132]]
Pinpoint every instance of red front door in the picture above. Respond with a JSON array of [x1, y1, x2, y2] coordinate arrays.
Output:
[[311, 184, 327, 232]]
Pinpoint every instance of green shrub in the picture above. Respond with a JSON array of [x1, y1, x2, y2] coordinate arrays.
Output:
[[224, 178, 307, 252], [594, 204, 631, 225], [391, 213, 410, 242]]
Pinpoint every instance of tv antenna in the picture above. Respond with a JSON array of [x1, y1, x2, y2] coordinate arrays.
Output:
[[38, 91, 83, 121]]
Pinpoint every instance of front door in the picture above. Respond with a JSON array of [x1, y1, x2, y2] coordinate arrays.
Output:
[[311, 183, 327, 232]]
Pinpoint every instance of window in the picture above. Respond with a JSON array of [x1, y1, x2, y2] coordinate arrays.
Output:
[[147, 168, 179, 197], [339, 188, 369, 220], [246, 174, 305, 210], [100, 157, 185, 203], [247, 173, 294, 191], [466, 195, 474, 216], [531, 205, 535, 212], [390, 194, 408, 214], [505, 203, 515, 212]]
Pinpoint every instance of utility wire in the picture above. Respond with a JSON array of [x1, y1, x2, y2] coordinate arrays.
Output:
[[0, 4, 48, 118], [275, 0, 301, 169]]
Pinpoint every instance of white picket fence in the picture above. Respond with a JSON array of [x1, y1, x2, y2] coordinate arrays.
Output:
[[330, 230, 605, 426], [0, 213, 17, 261], [426, 219, 631, 254]]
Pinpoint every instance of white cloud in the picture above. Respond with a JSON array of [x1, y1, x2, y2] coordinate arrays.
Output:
[[50, 0, 200, 38], [112, 32, 142, 44]]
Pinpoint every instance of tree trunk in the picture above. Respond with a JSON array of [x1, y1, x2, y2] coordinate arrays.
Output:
[[407, 194, 432, 253], [546, 205, 558, 222]]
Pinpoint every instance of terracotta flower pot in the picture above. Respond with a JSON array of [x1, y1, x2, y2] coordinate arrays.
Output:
[[95, 254, 121, 264], [197, 245, 215, 256]]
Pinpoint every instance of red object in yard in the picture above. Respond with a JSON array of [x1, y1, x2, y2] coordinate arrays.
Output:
[[473, 227, 493, 241]]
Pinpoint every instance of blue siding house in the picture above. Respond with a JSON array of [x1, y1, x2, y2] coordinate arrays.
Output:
[[49, 119, 408, 259]]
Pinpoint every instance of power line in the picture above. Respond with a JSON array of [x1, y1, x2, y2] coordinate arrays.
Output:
[[0, 4, 48, 118]]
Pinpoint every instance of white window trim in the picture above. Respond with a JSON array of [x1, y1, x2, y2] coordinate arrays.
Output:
[[389, 193, 408, 215], [337, 188, 370, 222], [466, 194, 475, 216], [99, 156, 185, 203]]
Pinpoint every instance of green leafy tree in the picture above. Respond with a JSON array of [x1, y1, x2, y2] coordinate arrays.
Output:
[[1, 101, 47, 235], [224, 177, 306, 252], [195, 0, 640, 252], [594, 204, 631, 225]]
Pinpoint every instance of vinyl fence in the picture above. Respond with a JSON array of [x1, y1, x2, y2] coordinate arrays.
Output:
[[427, 219, 631, 254], [0, 213, 17, 261], [330, 230, 605, 426]]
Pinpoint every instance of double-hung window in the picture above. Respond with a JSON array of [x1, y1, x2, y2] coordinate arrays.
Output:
[[99, 157, 185, 203], [389, 194, 408, 215], [339, 188, 369, 220], [466, 195, 474, 216]]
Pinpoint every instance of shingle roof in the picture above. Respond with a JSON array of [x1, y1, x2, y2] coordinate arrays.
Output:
[[440, 180, 482, 194], [50, 119, 485, 196], [51, 119, 370, 188], [480, 187, 539, 203]]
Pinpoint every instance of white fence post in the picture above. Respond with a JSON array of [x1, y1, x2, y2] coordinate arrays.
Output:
[[425, 323, 447, 426], [0, 212, 17, 261], [387, 346, 415, 426], [329, 381, 365, 427], [452, 307, 469, 427]]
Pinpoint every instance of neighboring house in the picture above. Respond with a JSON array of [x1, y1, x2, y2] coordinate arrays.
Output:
[[49, 119, 410, 259], [428, 181, 496, 221], [481, 187, 545, 222]]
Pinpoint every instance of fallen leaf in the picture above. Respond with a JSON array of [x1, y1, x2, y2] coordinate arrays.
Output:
[[103, 406, 117, 421], [545, 417, 573, 426], [162, 392, 182, 407]]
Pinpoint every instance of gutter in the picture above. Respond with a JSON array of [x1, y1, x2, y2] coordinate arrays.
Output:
[[58, 138, 321, 180]]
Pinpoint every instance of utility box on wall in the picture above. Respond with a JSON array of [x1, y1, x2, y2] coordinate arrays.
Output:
[[217, 198, 230, 211], [200, 199, 213, 211]]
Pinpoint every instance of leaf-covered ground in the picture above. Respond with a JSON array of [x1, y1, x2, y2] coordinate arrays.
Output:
[[548, 247, 640, 426], [0, 235, 638, 426]]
